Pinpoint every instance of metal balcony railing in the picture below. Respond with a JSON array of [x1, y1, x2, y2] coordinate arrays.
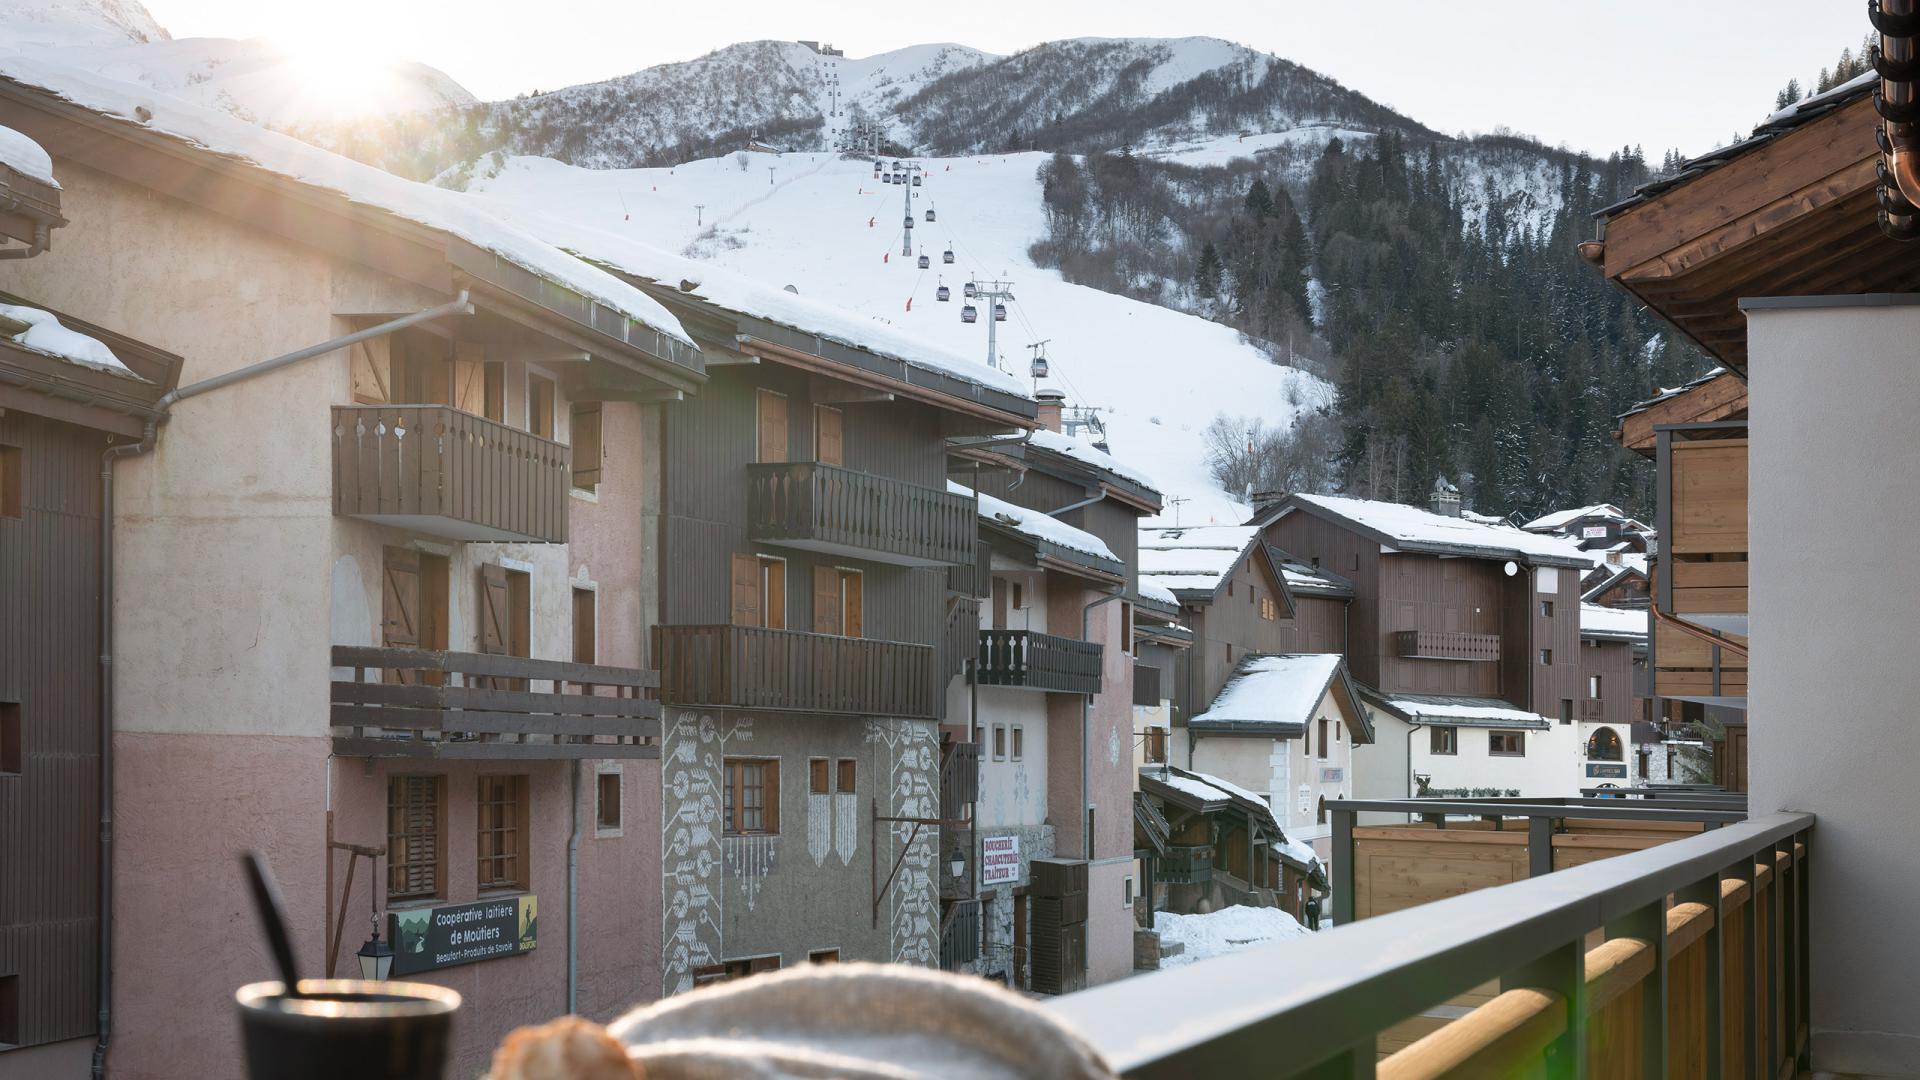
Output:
[[332, 405, 571, 543], [977, 629, 1103, 694]]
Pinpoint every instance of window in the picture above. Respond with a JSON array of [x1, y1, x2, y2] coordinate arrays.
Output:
[[731, 554, 787, 629], [1560, 699, 1574, 724], [812, 566, 862, 637], [383, 547, 450, 673], [1121, 602, 1133, 656], [0, 445, 19, 518], [1317, 795, 1328, 824], [0, 974, 16, 1046], [479, 564, 531, 685], [1145, 728, 1167, 764], [1260, 596, 1278, 620], [595, 769, 623, 835], [838, 758, 856, 793], [527, 373, 555, 439], [1122, 876, 1135, 907], [1538, 649, 1553, 666], [477, 774, 529, 892], [1316, 718, 1329, 759], [1540, 600, 1554, 618], [1302, 718, 1310, 755], [0, 702, 18, 774], [571, 402, 603, 492], [1588, 675, 1602, 699], [808, 949, 840, 964], [722, 758, 780, 835], [1430, 726, 1458, 755], [483, 360, 506, 422], [572, 587, 596, 665], [1490, 730, 1527, 757], [387, 775, 446, 901], [1011, 582, 1024, 610], [757, 388, 789, 463], [992, 725, 1007, 760], [810, 758, 830, 794], [814, 404, 844, 465], [694, 955, 781, 985], [1011, 726, 1024, 761], [1351, 552, 1360, 571]]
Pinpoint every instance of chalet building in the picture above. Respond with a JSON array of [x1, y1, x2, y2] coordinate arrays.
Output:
[[1614, 368, 1749, 789], [1519, 503, 1653, 553], [947, 411, 1163, 993], [1576, 602, 1646, 786], [1183, 653, 1371, 862], [1248, 489, 1623, 799], [1129, 585, 1189, 771], [1589, 50, 1917, 1069], [1581, 550, 1650, 609], [1135, 765, 1324, 921], [0, 65, 702, 1076], [0, 128, 182, 1074]]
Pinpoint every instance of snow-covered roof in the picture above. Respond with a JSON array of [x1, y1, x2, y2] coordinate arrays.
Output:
[[1, 302, 140, 377], [1619, 367, 1730, 420], [952, 481, 1118, 564], [1191, 654, 1343, 732], [0, 123, 56, 187], [1138, 524, 1256, 595], [1008, 427, 1160, 497], [1523, 504, 1626, 532], [1138, 580, 1179, 607], [1364, 690, 1553, 730], [1153, 906, 1310, 969], [1275, 555, 1353, 596], [1580, 603, 1648, 643], [1263, 493, 1591, 567], [0, 53, 694, 349]]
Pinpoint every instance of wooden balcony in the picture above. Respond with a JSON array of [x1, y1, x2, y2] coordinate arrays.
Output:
[[977, 629, 1103, 695], [747, 461, 976, 567], [1580, 698, 1607, 723], [333, 405, 571, 543], [1049, 796, 1810, 1078], [653, 624, 937, 718], [329, 646, 660, 759], [1160, 844, 1215, 885], [1661, 425, 1748, 635], [1391, 629, 1502, 662]]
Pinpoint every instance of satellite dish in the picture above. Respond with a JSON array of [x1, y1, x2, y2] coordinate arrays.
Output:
[[1503, 561, 1519, 577]]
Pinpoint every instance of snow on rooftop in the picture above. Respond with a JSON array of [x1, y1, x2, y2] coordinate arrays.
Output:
[[1193, 654, 1342, 730], [1377, 695, 1553, 727], [1283, 493, 1590, 564], [0, 303, 139, 377], [1024, 427, 1159, 495], [0, 124, 56, 186], [1153, 905, 1309, 969], [1581, 603, 1649, 641], [1275, 835, 1321, 873], [0, 52, 693, 348], [1139, 580, 1179, 606], [952, 481, 1117, 563], [1139, 524, 1255, 593], [1523, 504, 1625, 532], [1763, 69, 1876, 126], [1152, 770, 1237, 805]]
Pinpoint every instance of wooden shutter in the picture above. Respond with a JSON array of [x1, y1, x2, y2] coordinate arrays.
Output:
[[478, 564, 510, 655], [483, 362, 506, 422], [814, 405, 843, 466], [837, 759, 855, 793], [731, 554, 763, 627], [810, 759, 830, 794], [757, 389, 789, 463], [991, 578, 1009, 630], [387, 775, 443, 900], [382, 547, 420, 684], [842, 571, 862, 639], [415, 336, 452, 406], [572, 588, 596, 665], [452, 343, 486, 415], [529, 376, 555, 438], [351, 337, 392, 404], [762, 559, 787, 630], [813, 566, 841, 635], [571, 403, 603, 491], [763, 761, 780, 833]]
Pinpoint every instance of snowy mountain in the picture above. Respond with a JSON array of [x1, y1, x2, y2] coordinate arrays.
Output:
[[460, 149, 1331, 526], [0, 0, 475, 126]]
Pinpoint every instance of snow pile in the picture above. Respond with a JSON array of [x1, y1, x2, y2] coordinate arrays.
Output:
[[1193, 654, 1342, 729], [953, 481, 1117, 563], [1580, 603, 1649, 642], [1153, 905, 1309, 968], [0, 53, 692, 349], [0, 303, 138, 376], [0, 124, 57, 186], [1283, 493, 1591, 564]]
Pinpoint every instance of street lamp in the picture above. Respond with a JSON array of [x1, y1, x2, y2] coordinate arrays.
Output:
[[357, 910, 393, 981], [949, 846, 965, 880]]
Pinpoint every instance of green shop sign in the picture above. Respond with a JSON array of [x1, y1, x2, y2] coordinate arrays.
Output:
[[388, 895, 537, 976]]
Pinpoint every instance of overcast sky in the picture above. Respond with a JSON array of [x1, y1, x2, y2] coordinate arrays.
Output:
[[141, 0, 1871, 159]]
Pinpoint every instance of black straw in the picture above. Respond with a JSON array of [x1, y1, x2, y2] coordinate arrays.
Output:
[[241, 851, 304, 999]]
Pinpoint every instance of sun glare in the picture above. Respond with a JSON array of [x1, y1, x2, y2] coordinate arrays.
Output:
[[268, 29, 412, 121]]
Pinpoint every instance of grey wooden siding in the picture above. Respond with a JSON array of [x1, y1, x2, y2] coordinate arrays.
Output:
[[0, 410, 104, 1049]]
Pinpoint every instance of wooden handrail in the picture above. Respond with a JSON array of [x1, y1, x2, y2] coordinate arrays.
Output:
[[1379, 990, 1565, 1080]]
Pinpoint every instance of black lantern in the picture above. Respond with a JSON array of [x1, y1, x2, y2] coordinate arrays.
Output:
[[949, 846, 966, 879], [357, 911, 394, 981]]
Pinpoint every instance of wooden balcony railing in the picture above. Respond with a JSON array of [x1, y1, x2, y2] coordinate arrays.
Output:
[[329, 646, 659, 759], [942, 596, 981, 683], [1047, 798, 1809, 1079], [652, 624, 937, 718], [747, 461, 976, 567], [977, 629, 1103, 695], [1392, 629, 1502, 662], [332, 405, 570, 543]]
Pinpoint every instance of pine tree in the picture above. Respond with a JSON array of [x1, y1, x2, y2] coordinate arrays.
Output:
[[1195, 241, 1223, 300], [1244, 178, 1275, 221]]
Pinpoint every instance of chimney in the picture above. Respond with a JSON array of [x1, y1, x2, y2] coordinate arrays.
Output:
[[1035, 389, 1065, 434], [1428, 477, 1461, 517], [1249, 490, 1287, 520]]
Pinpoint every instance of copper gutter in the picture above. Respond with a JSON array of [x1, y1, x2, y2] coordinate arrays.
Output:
[[1874, 0, 1920, 238], [1648, 566, 1749, 659]]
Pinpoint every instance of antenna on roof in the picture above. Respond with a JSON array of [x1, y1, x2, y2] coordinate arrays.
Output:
[[1166, 495, 1190, 527]]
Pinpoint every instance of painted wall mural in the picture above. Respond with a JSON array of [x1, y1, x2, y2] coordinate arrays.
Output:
[[868, 717, 939, 965], [834, 784, 859, 867], [723, 832, 778, 911], [661, 711, 753, 996]]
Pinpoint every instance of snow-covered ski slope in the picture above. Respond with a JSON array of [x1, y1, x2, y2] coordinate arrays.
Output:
[[468, 150, 1330, 527]]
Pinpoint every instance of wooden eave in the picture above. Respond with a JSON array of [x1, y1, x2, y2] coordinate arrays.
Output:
[[1614, 371, 1749, 457], [1599, 95, 1919, 371], [0, 290, 182, 436], [741, 333, 1035, 429], [0, 161, 64, 246]]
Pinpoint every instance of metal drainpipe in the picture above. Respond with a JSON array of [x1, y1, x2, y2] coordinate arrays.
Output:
[[1081, 589, 1126, 861], [86, 292, 472, 1077], [1874, 0, 1920, 236], [1044, 489, 1106, 517], [567, 760, 581, 1014], [0, 219, 51, 259]]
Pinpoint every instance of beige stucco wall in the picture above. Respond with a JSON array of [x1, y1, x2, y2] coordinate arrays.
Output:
[[1747, 300, 1920, 1074]]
